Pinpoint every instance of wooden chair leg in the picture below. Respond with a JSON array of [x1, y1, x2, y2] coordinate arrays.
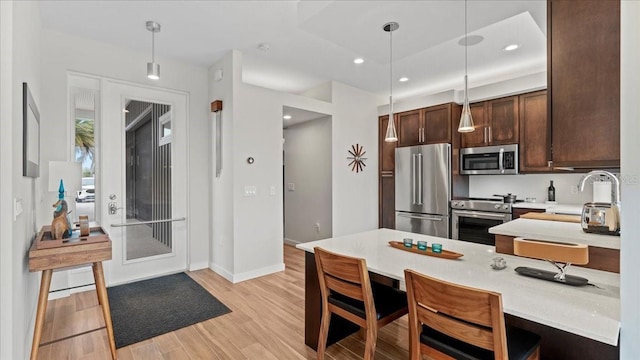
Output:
[[316, 309, 331, 359], [363, 326, 377, 360]]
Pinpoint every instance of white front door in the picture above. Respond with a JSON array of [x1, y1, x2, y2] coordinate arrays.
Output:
[[101, 79, 188, 285]]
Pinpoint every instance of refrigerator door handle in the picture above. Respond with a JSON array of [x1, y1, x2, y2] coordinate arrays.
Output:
[[411, 153, 417, 205], [416, 153, 423, 205], [397, 212, 444, 221]]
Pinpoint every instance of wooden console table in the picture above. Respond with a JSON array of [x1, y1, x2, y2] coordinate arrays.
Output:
[[28, 225, 116, 360]]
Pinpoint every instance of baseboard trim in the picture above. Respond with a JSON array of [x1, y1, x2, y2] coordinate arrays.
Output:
[[209, 262, 285, 283], [189, 261, 209, 271], [284, 238, 301, 246]]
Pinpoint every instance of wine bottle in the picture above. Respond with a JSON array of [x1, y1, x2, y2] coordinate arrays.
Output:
[[548, 180, 556, 202]]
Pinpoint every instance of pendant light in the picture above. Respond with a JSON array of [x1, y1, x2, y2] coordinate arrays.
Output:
[[383, 22, 399, 142], [458, 0, 475, 133], [146, 21, 161, 80]]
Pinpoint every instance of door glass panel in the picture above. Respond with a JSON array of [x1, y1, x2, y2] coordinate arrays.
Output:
[[73, 87, 97, 221], [124, 100, 173, 261]]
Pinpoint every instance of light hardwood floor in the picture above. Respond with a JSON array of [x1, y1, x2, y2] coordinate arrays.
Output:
[[37, 245, 410, 359]]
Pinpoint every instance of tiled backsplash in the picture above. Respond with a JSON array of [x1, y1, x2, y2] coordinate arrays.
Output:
[[468, 173, 615, 205]]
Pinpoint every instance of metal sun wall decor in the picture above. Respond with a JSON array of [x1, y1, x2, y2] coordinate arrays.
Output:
[[347, 144, 367, 173]]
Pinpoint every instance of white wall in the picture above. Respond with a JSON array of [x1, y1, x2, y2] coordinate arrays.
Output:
[[469, 173, 594, 205], [331, 82, 382, 235], [0, 2, 42, 359], [620, 1, 640, 357], [208, 52, 382, 282], [208, 51, 237, 279], [38, 29, 211, 278], [284, 116, 332, 243]]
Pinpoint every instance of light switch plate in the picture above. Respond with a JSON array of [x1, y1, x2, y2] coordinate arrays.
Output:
[[244, 186, 257, 197], [14, 198, 23, 220]]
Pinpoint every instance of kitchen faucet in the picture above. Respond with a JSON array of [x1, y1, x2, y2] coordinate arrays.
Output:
[[578, 170, 621, 207]]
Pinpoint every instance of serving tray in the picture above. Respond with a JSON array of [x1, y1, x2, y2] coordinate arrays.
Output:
[[35, 225, 109, 249], [388, 241, 463, 259]]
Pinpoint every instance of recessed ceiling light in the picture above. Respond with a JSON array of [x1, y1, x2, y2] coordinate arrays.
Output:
[[458, 35, 484, 47], [283, 115, 292, 120], [353, 58, 364, 64], [399, 77, 409, 82], [503, 44, 519, 51]]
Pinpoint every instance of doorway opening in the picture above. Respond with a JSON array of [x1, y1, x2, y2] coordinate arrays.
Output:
[[282, 106, 332, 245]]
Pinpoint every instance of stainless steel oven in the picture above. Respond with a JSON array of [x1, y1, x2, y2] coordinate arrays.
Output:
[[451, 198, 513, 246]]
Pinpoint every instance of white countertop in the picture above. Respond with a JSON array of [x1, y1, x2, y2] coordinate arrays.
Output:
[[512, 202, 584, 215], [489, 218, 620, 250], [297, 228, 620, 346]]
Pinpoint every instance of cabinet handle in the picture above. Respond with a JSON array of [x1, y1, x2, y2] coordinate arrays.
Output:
[[547, 161, 553, 168], [483, 127, 488, 144], [489, 127, 492, 143]]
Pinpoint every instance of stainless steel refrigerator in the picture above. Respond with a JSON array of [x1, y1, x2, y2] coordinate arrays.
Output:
[[395, 143, 451, 238]]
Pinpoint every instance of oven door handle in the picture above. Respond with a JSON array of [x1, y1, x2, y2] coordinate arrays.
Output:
[[453, 210, 511, 220], [397, 213, 444, 222]]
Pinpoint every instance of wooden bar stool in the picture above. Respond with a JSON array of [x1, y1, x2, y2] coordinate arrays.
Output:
[[405, 269, 541, 360], [314, 247, 408, 360]]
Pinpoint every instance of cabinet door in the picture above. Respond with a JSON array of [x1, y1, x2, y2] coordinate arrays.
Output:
[[487, 96, 519, 145], [460, 103, 488, 148], [397, 109, 422, 147], [378, 115, 397, 172], [549, 0, 620, 168], [519, 91, 551, 172], [423, 104, 451, 144], [379, 173, 395, 229]]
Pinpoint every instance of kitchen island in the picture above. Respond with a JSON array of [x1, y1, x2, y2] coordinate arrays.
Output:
[[297, 228, 619, 359]]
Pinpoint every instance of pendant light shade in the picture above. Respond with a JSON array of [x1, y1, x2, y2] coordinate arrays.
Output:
[[384, 22, 399, 142], [458, 0, 475, 133], [146, 21, 161, 80]]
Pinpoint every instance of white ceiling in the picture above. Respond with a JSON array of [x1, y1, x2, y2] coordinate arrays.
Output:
[[39, 0, 547, 100]]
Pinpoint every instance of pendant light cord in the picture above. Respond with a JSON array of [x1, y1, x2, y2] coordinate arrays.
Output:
[[389, 25, 393, 117], [465, 0, 467, 78], [151, 30, 155, 63]]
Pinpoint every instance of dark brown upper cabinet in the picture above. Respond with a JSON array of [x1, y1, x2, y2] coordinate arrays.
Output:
[[519, 90, 552, 172], [397, 104, 458, 147], [548, 0, 620, 168], [397, 109, 422, 147], [378, 115, 397, 229], [461, 96, 518, 147]]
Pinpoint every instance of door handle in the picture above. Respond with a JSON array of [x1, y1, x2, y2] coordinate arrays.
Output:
[[411, 154, 417, 205], [108, 202, 123, 215], [416, 153, 423, 205]]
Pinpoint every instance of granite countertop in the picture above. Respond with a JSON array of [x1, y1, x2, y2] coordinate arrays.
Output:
[[489, 218, 620, 250]]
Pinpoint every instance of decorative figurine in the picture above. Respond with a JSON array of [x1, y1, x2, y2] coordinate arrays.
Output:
[[51, 180, 72, 239]]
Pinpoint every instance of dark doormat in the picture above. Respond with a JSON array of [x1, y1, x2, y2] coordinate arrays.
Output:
[[107, 272, 231, 348]]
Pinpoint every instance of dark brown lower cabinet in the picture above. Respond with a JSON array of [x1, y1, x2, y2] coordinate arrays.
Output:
[[379, 172, 395, 229]]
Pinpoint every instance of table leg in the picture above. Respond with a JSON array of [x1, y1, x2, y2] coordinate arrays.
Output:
[[91, 264, 102, 306], [30, 269, 52, 360], [92, 262, 117, 359]]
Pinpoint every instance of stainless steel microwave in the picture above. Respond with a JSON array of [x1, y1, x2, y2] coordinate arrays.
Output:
[[460, 144, 518, 175]]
